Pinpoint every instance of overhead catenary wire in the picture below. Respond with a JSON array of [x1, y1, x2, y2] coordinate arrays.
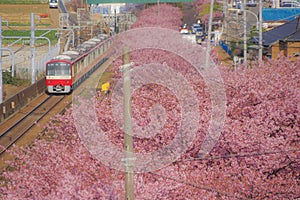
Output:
[[175, 148, 300, 163], [148, 171, 248, 199]]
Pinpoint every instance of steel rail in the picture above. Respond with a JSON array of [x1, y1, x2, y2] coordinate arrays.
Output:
[[0, 95, 65, 155], [0, 95, 51, 138], [0, 39, 113, 155]]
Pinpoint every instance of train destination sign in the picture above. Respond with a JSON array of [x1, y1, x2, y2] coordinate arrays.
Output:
[[86, 0, 193, 4]]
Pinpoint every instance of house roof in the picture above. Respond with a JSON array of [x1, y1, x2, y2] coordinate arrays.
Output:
[[262, 16, 300, 46], [263, 8, 300, 21], [284, 30, 300, 42]]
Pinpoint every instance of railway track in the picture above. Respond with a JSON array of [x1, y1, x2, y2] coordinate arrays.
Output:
[[0, 94, 66, 155], [0, 42, 114, 170]]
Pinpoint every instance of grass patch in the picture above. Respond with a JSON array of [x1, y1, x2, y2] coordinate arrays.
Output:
[[2, 22, 51, 27], [0, 0, 46, 4], [2, 30, 58, 45], [98, 71, 114, 84], [3, 70, 31, 86], [97, 70, 114, 90]]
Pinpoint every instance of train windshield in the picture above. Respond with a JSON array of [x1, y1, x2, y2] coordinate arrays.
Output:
[[46, 62, 70, 76]]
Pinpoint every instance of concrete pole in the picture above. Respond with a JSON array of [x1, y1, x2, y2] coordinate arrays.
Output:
[[114, 8, 117, 33], [122, 47, 134, 200], [274, 0, 280, 8], [30, 13, 36, 84], [258, 0, 263, 62], [0, 48, 15, 77], [205, 0, 214, 67], [223, 0, 228, 43], [243, 0, 247, 63], [157, 0, 160, 16], [0, 16, 3, 104]]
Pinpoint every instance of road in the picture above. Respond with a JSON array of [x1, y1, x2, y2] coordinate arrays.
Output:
[[182, 2, 198, 27], [225, 6, 260, 42]]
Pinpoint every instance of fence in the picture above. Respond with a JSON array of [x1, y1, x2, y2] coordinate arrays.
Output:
[[0, 43, 60, 122], [0, 38, 112, 122], [219, 41, 232, 57], [0, 78, 46, 122], [15, 44, 60, 79]]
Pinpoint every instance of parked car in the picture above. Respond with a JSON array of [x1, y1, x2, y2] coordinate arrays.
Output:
[[49, 0, 58, 8], [281, 1, 300, 7], [247, 0, 257, 7], [191, 24, 204, 34], [180, 24, 189, 34]]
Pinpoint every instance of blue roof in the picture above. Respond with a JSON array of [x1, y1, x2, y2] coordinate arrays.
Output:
[[285, 31, 300, 41], [263, 8, 300, 21]]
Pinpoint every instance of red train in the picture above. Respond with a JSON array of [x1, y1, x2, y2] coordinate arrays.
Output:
[[45, 34, 111, 94]]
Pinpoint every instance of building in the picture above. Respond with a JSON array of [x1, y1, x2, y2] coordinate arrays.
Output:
[[262, 16, 300, 60], [262, 7, 300, 29]]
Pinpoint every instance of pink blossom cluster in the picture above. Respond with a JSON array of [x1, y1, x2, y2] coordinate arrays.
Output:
[[1, 3, 299, 200], [2, 48, 295, 199], [95, 45, 299, 199], [131, 4, 183, 30], [1, 113, 120, 199], [193, 0, 225, 24], [201, 11, 224, 24]]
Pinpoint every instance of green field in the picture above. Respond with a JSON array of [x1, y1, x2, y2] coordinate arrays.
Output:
[[2, 30, 58, 45], [2, 22, 51, 27], [0, 0, 47, 4]]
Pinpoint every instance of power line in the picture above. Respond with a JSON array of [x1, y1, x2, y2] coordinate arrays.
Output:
[[175, 148, 300, 163], [149, 171, 248, 199], [144, 148, 299, 198]]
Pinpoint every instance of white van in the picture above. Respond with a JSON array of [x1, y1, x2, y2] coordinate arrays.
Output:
[[49, 0, 58, 8]]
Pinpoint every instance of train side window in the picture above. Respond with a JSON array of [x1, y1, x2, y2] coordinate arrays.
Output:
[[73, 63, 78, 76], [80, 60, 84, 71]]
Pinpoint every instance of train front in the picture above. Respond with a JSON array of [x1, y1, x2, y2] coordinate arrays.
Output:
[[46, 59, 72, 94]]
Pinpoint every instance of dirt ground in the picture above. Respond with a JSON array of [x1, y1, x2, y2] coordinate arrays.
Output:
[[0, 4, 59, 100], [0, 4, 60, 29], [215, 46, 233, 66]]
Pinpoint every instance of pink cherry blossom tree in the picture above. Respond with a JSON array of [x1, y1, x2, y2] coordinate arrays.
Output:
[[1, 3, 299, 200], [193, 0, 224, 24]]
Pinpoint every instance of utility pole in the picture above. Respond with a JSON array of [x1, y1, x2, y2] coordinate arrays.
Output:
[[30, 13, 36, 84], [205, 0, 214, 67], [274, 0, 280, 8], [0, 16, 3, 103], [114, 8, 117, 33], [223, 0, 228, 43], [243, 0, 247, 63], [258, 0, 263, 62], [157, 0, 160, 16], [77, 8, 85, 46], [122, 47, 134, 200]]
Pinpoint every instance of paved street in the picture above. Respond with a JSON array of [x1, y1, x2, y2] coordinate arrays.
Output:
[[227, 9, 258, 36]]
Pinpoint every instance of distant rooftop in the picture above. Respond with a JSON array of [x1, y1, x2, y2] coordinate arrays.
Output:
[[262, 16, 300, 46], [263, 8, 300, 21]]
